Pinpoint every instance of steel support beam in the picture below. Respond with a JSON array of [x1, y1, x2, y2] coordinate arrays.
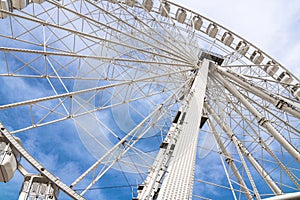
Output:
[[0, 123, 85, 200], [216, 66, 300, 119], [207, 118, 253, 200], [157, 60, 209, 200], [205, 102, 282, 196], [136, 59, 210, 199], [263, 192, 300, 200], [214, 72, 300, 163], [70, 81, 190, 190]]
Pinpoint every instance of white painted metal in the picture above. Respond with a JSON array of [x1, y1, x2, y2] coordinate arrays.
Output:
[[221, 32, 234, 46], [218, 149, 239, 200], [136, 123, 179, 199], [0, 0, 11, 18], [219, 91, 300, 189], [206, 23, 218, 38], [0, 135, 21, 183], [54, 2, 193, 62], [156, 60, 209, 199], [159, 2, 170, 17], [205, 101, 282, 196], [175, 8, 187, 23], [0, 0, 299, 199], [263, 192, 300, 200], [143, 0, 153, 12], [277, 71, 294, 84], [214, 72, 300, 162], [19, 174, 59, 200], [207, 119, 253, 200], [0, 123, 85, 200], [235, 41, 249, 56], [0, 47, 191, 66], [30, 0, 44, 4], [106, 0, 117, 4], [0, 140, 17, 182], [250, 50, 264, 64], [216, 66, 300, 119], [17, 164, 29, 177], [125, 0, 136, 7], [292, 84, 300, 99], [70, 81, 190, 191], [11, 0, 28, 9], [265, 61, 279, 76], [191, 16, 203, 31]]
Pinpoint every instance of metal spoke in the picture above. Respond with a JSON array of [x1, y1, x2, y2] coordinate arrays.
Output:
[[0, 1, 299, 200]]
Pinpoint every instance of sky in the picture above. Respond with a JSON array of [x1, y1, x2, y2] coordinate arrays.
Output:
[[175, 0, 300, 77], [0, 0, 300, 200]]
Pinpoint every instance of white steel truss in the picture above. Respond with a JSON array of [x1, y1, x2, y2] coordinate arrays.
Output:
[[0, 0, 299, 199], [136, 59, 209, 199]]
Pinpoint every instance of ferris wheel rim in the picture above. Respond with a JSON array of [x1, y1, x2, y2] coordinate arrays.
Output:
[[0, 0, 299, 199]]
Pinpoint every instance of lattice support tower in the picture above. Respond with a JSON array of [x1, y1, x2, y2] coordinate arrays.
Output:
[[135, 59, 210, 200]]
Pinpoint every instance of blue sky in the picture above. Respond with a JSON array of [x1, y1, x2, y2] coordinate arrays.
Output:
[[0, 0, 300, 200]]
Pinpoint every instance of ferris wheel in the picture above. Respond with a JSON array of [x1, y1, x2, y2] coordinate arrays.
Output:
[[0, 0, 299, 199]]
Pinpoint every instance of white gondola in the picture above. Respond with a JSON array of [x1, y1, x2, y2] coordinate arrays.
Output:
[[235, 41, 249, 56], [264, 61, 279, 76], [191, 16, 202, 31], [12, 0, 29, 10], [107, 0, 117, 3], [206, 23, 218, 38], [125, 0, 136, 7], [0, 135, 20, 182], [19, 175, 59, 200], [175, 8, 186, 23], [0, 0, 12, 19], [159, 2, 170, 17], [277, 72, 293, 84], [30, 0, 43, 3], [142, 0, 153, 12], [221, 32, 234, 46], [250, 50, 264, 65], [292, 84, 300, 99]]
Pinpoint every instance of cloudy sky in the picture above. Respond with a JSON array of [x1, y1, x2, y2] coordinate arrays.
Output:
[[175, 0, 300, 77], [0, 0, 299, 199]]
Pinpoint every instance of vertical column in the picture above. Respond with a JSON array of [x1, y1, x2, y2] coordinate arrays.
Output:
[[156, 60, 209, 200]]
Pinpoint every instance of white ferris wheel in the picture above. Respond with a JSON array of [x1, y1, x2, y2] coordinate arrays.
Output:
[[0, 0, 299, 199]]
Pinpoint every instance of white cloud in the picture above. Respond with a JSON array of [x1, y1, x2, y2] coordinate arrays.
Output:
[[1, 1, 299, 200], [174, 0, 300, 77]]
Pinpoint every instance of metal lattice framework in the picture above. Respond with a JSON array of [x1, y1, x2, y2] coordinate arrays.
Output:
[[0, 0, 299, 199]]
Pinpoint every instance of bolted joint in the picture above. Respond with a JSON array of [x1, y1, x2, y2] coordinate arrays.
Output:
[[258, 117, 268, 126], [276, 99, 287, 109], [225, 157, 233, 164]]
